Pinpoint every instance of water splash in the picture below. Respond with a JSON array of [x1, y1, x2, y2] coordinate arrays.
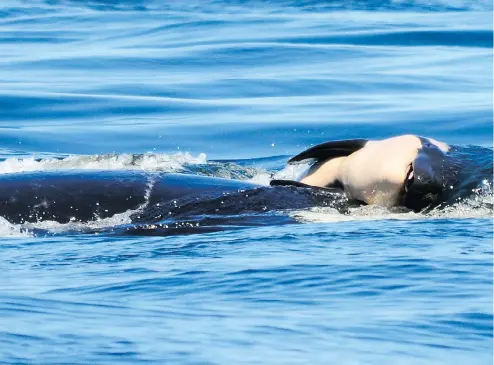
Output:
[[0, 152, 207, 174], [0, 217, 32, 238], [292, 182, 493, 224]]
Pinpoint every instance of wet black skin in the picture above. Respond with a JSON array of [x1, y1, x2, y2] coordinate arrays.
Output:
[[401, 138, 458, 212], [0, 170, 350, 226], [0, 171, 259, 224]]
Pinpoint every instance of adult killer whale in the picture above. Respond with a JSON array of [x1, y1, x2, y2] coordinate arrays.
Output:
[[0, 171, 259, 224], [271, 135, 459, 212], [0, 170, 348, 226]]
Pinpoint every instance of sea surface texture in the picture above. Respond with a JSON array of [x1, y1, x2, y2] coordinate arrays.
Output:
[[0, 0, 492, 364]]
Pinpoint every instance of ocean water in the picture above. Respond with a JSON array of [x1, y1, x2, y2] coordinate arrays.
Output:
[[0, 0, 492, 364]]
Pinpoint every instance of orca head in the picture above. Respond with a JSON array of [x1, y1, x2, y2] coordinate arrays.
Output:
[[402, 137, 454, 212]]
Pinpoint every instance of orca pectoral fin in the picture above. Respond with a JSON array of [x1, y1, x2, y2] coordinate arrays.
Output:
[[270, 179, 344, 193], [288, 139, 368, 164], [270, 179, 315, 189]]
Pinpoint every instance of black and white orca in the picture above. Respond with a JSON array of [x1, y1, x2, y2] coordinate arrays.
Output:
[[271, 134, 458, 212]]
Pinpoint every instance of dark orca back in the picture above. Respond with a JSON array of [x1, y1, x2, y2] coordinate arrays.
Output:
[[0, 171, 258, 224]]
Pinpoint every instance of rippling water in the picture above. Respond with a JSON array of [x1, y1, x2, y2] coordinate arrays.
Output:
[[0, 0, 492, 364]]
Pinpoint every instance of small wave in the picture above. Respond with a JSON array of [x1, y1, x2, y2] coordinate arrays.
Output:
[[433, 179, 493, 218], [22, 209, 135, 235], [0, 152, 207, 174], [0, 151, 277, 182], [0, 217, 32, 238]]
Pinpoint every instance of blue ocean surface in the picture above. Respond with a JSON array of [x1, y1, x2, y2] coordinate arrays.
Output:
[[0, 0, 492, 364]]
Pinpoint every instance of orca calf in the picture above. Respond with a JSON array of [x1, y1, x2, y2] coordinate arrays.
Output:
[[271, 135, 460, 212]]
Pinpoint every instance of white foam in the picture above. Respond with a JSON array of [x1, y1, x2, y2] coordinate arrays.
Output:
[[292, 188, 493, 224], [0, 217, 32, 238], [0, 152, 207, 175], [291, 206, 419, 223], [431, 180, 493, 219], [22, 209, 135, 234]]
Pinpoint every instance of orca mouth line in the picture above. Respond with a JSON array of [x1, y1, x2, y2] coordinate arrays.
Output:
[[404, 164, 414, 193]]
